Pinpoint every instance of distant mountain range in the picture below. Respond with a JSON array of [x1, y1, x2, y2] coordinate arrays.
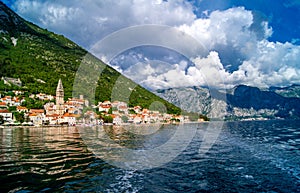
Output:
[[156, 84, 300, 120], [0, 2, 180, 114], [269, 84, 300, 98]]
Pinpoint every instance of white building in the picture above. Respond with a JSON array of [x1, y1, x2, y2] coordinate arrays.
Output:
[[28, 113, 44, 126], [113, 115, 122, 125], [98, 101, 111, 113], [62, 113, 79, 126], [0, 109, 13, 122], [16, 106, 28, 113]]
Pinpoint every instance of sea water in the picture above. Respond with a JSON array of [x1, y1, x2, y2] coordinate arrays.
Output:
[[0, 120, 299, 192]]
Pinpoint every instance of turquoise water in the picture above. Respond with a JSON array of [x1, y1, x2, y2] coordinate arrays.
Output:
[[0, 120, 299, 192]]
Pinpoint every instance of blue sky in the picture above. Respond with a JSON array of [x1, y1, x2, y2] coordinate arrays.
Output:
[[189, 0, 300, 45], [3, 0, 300, 89]]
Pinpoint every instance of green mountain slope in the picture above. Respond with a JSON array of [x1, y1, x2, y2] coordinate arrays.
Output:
[[0, 2, 180, 114]]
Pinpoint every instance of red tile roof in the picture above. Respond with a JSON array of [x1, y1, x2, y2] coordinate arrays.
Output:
[[17, 106, 28, 110], [0, 102, 7, 106], [0, 109, 10, 113], [62, 113, 79, 118], [29, 109, 44, 114]]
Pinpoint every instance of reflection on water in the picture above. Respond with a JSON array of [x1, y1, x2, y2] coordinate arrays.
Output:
[[0, 127, 95, 192], [84, 124, 176, 149], [0, 120, 299, 192], [80, 124, 198, 170], [0, 127, 84, 161]]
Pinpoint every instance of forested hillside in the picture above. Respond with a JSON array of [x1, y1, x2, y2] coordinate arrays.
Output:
[[0, 2, 180, 114]]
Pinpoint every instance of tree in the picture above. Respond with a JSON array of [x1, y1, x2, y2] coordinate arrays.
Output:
[[129, 109, 136, 114], [8, 106, 17, 112], [188, 113, 199, 122], [199, 114, 210, 121], [108, 107, 113, 114], [102, 115, 113, 123], [170, 118, 180, 123], [121, 115, 129, 123], [24, 115, 30, 123], [22, 97, 44, 109], [6, 91, 15, 97], [0, 115, 4, 124], [13, 112, 25, 123]]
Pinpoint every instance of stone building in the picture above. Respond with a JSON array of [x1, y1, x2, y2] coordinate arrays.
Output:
[[56, 79, 65, 115]]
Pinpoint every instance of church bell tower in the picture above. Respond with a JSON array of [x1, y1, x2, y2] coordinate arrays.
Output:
[[56, 79, 64, 115]]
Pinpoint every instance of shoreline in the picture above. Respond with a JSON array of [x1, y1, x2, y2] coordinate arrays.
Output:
[[1, 119, 295, 129], [0, 125, 76, 129], [0, 121, 208, 129]]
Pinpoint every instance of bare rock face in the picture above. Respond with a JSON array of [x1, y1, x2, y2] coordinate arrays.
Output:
[[156, 85, 300, 120], [0, 2, 30, 35]]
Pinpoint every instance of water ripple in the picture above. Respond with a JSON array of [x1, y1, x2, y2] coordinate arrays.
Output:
[[0, 121, 299, 193]]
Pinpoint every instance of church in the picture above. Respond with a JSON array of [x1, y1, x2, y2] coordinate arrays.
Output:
[[43, 79, 84, 125], [56, 79, 65, 116]]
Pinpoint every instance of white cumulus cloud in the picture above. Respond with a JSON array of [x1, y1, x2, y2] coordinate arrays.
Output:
[[9, 1, 300, 89], [12, 0, 195, 48]]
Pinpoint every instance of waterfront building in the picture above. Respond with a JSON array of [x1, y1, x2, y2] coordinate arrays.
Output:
[[0, 109, 13, 122]]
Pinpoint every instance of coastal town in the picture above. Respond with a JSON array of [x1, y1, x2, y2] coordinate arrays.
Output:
[[0, 78, 204, 127]]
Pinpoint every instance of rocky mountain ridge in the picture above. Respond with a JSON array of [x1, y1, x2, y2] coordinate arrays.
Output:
[[156, 85, 300, 120]]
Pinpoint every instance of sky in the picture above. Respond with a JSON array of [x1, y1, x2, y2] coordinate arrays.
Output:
[[3, 0, 300, 90]]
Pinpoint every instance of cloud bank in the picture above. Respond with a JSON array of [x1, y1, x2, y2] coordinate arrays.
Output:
[[12, 0, 195, 48], [9, 0, 300, 89], [111, 7, 300, 90]]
